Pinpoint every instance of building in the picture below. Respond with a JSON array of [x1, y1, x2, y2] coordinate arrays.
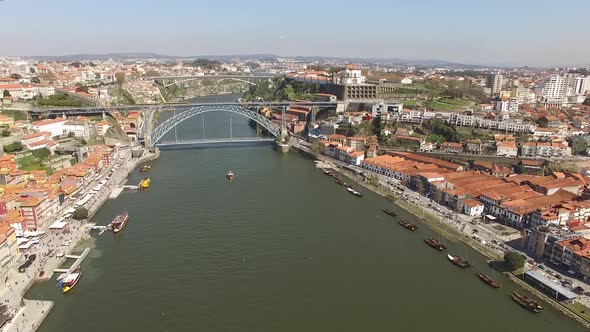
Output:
[[542, 75, 568, 107], [462, 199, 485, 217], [496, 142, 518, 157], [547, 237, 590, 273], [440, 142, 464, 154], [62, 120, 90, 138], [339, 64, 365, 85], [486, 74, 504, 96], [520, 142, 570, 158], [465, 140, 482, 154], [18, 195, 58, 230], [32, 118, 67, 137]]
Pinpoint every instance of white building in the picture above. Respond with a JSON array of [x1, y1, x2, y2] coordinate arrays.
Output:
[[340, 64, 365, 85], [542, 75, 568, 106], [32, 118, 67, 137], [63, 120, 90, 138]]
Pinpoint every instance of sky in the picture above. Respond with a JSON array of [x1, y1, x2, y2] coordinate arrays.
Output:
[[1, 0, 589, 67]]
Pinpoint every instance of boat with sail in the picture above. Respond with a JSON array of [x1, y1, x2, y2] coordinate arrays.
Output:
[[447, 254, 470, 268], [476, 272, 501, 288]]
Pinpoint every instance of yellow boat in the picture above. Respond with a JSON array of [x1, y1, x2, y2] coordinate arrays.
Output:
[[139, 178, 151, 189]]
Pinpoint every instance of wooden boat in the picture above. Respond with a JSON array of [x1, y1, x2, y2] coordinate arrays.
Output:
[[476, 272, 501, 288], [383, 209, 397, 217], [511, 292, 541, 313], [398, 220, 417, 231], [334, 178, 343, 185], [424, 238, 446, 251], [447, 254, 470, 268]]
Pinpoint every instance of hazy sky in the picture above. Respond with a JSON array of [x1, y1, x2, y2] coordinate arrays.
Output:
[[1, 0, 589, 66]]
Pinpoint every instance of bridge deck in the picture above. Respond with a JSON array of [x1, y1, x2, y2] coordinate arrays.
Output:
[[157, 137, 275, 147]]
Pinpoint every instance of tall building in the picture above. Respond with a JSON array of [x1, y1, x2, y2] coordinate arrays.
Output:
[[573, 76, 590, 96], [542, 75, 568, 106], [486, 74, 504, 96]]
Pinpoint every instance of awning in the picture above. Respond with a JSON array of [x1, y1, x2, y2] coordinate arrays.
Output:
[[49, 221, 68, 229]]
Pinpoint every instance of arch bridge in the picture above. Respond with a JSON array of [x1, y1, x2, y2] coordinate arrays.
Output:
[[148, 104, 284, 147]]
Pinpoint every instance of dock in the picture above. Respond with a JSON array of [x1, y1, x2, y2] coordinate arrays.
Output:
[[53, 248, 91, 276], [109, 187, 124, 198]]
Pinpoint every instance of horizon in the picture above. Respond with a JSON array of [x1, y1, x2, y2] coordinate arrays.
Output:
[[1, 0, 590, 67]]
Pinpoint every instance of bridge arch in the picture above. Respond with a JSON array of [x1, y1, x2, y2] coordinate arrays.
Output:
[[150, 105, 280, 146]]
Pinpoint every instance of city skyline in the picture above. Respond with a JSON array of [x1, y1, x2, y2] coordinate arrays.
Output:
[[1, 0, 589, 67]]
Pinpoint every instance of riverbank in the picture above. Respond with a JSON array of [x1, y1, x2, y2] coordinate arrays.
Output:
[[300, 147, 590, 328], [0, 147, 161, 332]]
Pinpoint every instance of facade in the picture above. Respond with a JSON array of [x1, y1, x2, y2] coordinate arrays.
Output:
[[462, 199, 485, 217], [32, 118, 67, 137], [63, 120, 90, 138], [520, 142, 571, 158], [486, 74, 504, 95]]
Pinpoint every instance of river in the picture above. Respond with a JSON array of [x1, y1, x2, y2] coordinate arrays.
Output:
[[26, 94, 584, 331]]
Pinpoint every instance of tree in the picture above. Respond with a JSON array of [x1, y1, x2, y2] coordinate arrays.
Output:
[[516, 163, 526, 174], [3, 142, 23, 153], [1, 129, 10, 137], [115, 72, 126, 85], [68, 132, 76, 138], [2, 89, 10, 97], [310, 141, 322, 155], [30, 77, 41, 84], [9, 73, 21, 79], [73, 207, 89, 220], [143, 70, 160, 77], [503, 251, 525, 271], [32, 147, 51, 160]]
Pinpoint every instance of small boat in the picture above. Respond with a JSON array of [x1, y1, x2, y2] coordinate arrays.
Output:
[[424, 238, 446, 251], [111, 212, 129, 233], [447, 254, 470, 268], [476, 272, 501, 288], [139, 178, 151, 189], [513, 291, 543, 311], [334, 178, 343, 185], [346, 187, 363, 197], [140, 165, 151, 172], [227, 170, 234, 181], [61, 270, 81, 294], [383, 209, 397, 217], [511, 292, 541, 313], [398, 220, 417, 231], [323, 169, 333, 176]]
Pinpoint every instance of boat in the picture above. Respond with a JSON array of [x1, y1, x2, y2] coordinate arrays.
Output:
[[398, 220, 418, 231], [476, 272, 501, 288], [513, 291, 543, 311], [334, 178, 343, 185], [447, 254, 470, 268], [323, 169, 333, 176], [383, 209, 397, 217], [60, 270, 81, 293], [140, 165, 151, 172], [346, 187, 363, 197], [511, 292, 541, 313], [227, 170, 234, 181], [424, 238, 446, 251], [111, 212, 129, 233], [139, 178, 151, 189]]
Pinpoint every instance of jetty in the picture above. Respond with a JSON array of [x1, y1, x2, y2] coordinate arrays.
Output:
[[52, 248, 91, 277]]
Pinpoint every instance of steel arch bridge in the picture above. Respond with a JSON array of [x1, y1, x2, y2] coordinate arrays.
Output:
[[149, 105, 281, 146], [162, 77, 260, 88]]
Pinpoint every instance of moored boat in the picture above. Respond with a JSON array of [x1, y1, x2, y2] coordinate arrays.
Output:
[[513, 291, 543, 311], [227, 170, 234, 181], [60, 270, 81, 293], [511, 292, 541, 313], [323, 169, 332, 176], [334, 178, 343, 185], [346, 187, 363, 197], [447, 254, 470, 268], [424, 238, 446, 251], [140, 165, 151, 172], [398, 220, 417, 231], [476, 272, 501, 288], [111, 212, 129, 233], [383, 209, 397, 217], [139, 178, 151, 189]]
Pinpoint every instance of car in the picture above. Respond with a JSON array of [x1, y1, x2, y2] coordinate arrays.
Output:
[[574, 286, 585, 295], [554, 274, 562, 280]]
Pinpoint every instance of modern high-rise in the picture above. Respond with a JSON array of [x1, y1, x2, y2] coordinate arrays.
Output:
[[486, 74, 504, 96], [541, 75, 568, 106]]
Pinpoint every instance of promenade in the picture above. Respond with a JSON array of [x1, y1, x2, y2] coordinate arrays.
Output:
[[0, 146, 159, 332]]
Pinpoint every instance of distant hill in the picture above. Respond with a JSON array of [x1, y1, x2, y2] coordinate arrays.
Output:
[[26, 52, 482, 67]]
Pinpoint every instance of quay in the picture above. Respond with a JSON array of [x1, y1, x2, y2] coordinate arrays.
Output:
[[52, 248, 91, 278]]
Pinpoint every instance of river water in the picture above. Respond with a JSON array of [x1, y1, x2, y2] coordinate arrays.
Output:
[[26, 94, 583, 331]]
